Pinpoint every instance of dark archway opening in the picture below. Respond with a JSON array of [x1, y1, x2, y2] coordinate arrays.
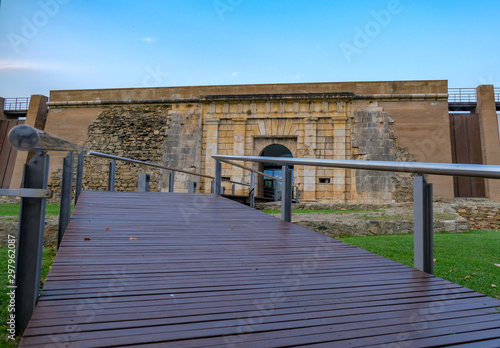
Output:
[[259, 144, 294, 199]]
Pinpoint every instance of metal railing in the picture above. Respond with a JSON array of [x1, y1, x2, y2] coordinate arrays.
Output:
[[448, 88, 477, 103], [3, 124, 256, 333], [7, 124, 500, 333], [449, 87, 500, 103], [212, 154, 500, 277], [4, 97, 31, 111]]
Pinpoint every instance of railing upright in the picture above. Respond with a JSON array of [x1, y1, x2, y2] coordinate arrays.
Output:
[[75, 152, 84, 204], [15, 152, 50, 333], [188, 181, 197, 193], [249, 172, 255, 208], [169, 172, 175, 192], [413, 175, 434, 273], [281, 165, 293, 222], [108, 160, 116, 191], [138, 174, 150, 192], [214, 160, 222, 195], [58, 152, 74, 249]]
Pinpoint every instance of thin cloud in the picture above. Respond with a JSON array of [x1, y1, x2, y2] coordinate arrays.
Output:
[[0, 60, 93, 73], [0, 61, 42, 71], [140, 37, 156, 43]]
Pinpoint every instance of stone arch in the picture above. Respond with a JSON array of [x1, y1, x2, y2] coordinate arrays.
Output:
[[258, 143, 294, 198]]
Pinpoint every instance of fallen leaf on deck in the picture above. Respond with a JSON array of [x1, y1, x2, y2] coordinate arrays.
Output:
[[129, 237, 138, 240], [106, 227, 111, 231], [84, 237, 91, 241]]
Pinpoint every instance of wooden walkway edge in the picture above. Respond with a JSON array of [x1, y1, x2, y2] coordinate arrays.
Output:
[[20, 191, 500, 347]]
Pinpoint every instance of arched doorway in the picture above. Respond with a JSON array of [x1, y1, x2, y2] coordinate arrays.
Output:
[[259, 144, 294, 199]]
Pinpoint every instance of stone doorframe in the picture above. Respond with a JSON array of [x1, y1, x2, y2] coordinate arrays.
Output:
[[252, 136, 298, 197]]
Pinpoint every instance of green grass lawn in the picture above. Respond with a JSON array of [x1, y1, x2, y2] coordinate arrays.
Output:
[[0, 246, 56, 346], [0, 204, 72, 217], [338, 230, 500, 299]]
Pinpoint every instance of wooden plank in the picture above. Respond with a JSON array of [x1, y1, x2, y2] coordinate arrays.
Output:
[[19, 191, 500, 347]]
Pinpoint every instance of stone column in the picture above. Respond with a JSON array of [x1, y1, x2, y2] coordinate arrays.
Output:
[[204, 118, 220, 192], [476, 85, 500, 199], [10, 95, 49, 188], [302, 117, 317, 202], [0, 97, 6, 119], [233, 118, 246, 195], [333, 118, 347, 201]]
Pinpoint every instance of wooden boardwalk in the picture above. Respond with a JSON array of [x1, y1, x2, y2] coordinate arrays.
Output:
[[20, 191, 500, 347]]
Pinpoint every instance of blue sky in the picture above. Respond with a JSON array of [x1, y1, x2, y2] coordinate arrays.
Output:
[[0, 0, 499, 97]]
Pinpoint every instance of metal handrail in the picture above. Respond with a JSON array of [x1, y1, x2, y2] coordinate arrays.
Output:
[[448, 88, 476, 103], [449, 87, 500, 104], [8, 124, 249, 186], [212, 154, 500, 276], [4, 97, 31, 111], [213, 155, 500, 179]]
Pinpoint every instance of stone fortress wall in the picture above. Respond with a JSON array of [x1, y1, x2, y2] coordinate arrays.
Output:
[[9, 80, 500, 203]]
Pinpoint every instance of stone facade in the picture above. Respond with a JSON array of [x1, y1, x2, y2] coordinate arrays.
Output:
[[18, 80, 468, 203]]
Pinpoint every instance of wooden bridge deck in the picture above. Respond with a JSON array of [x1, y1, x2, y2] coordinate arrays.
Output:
[[20, 191, 500, 347]]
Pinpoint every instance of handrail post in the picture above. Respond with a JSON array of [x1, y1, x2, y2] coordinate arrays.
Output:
[[295, 186, 300, 203], [138, 174, 150, 192], [281, 164, 292, 222], [273, 179, 279, 201], [169, 171, 175, 192], [249, 171, 255, 208], [58, 152, 74, 249], [214, 159, 222, 195], [413, 175, 433, 274], [75, 151, 84, 204], [108, 160, 116, 192], [15, 152, 50, 333], [232, 183, 236, 195], [188, 181, 197, 193]]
